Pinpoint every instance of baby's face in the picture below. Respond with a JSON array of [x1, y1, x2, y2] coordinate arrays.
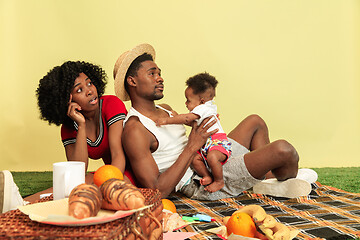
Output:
[[185, 87, 201, 111]]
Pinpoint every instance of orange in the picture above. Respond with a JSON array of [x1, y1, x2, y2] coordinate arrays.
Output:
[[93, 165, 123, 187], [161, 199, 177, 213], [226, 212, 257, 237]]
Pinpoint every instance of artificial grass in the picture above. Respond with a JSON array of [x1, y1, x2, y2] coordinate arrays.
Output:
[[313, 167, 360, 193], [11, 167, 360, 198], [12, 172, 52, 198]]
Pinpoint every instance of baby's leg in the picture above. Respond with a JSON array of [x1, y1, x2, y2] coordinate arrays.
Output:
[[192, 154, 213, 185], [204, 150, 227, 193]]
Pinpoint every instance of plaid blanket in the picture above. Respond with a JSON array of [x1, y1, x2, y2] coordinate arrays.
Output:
[[169, 182, 360, 239]]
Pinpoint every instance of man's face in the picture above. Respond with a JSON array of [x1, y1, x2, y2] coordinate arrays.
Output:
[[133, 60, 164, 101]]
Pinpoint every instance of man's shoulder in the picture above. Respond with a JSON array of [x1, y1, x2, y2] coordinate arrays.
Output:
[[158, 103, 178, 115], [158, 103, 172, 111], [122, 116, 154, 147], [124, 115, 143, 129], [123, 116, 149, 135]]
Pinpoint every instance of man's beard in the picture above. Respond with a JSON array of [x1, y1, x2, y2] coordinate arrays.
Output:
[[152, 93, 164, 101]]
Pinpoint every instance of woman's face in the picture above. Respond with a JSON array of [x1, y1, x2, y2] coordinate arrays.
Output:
[[70, 72, 99, 112]]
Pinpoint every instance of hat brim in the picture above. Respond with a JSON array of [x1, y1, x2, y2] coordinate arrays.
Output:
[[113, 43, 156, 101]]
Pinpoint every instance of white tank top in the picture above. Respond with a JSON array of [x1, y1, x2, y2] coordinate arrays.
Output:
[[123, 105, 194, 191]]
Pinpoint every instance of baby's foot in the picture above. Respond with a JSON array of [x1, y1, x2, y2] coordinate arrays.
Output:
[[204, 179, 224, 193], [200, 176, 212, 186]]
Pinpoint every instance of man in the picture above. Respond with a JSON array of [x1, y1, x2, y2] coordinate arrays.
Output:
[[114, 43, 316, 200]]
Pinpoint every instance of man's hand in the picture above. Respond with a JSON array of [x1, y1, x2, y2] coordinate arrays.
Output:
[[187, 117, 218, 152]]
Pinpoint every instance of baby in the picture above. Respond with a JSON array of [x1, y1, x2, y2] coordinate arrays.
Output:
[[155, 72, 231, 192]]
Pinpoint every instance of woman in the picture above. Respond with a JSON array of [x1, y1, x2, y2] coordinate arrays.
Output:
[[36, 61, 129, 183]]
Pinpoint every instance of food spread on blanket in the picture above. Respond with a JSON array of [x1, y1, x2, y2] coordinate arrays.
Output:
[[169, 183, 359, 239], [162, 203, 299, 240], [222, 205, 298, 240]]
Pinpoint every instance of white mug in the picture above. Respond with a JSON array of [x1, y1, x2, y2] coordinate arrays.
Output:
[[53, 161, 85, 200]]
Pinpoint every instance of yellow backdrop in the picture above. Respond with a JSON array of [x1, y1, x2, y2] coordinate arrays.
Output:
[[1, 0, 359, 171]]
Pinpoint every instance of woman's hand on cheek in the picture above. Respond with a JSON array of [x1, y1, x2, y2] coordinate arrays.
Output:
[[67, 97, 85, 125]]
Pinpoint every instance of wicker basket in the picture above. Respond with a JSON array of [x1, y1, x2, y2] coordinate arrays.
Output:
[[0, 188, 163, 239]]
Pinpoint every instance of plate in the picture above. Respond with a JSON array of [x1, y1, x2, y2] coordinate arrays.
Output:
[[18, 198, 151, 226]]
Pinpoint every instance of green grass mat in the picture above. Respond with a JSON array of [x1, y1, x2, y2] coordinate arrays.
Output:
[[313, 167, 360, 193], [11, 167, 360, 197]]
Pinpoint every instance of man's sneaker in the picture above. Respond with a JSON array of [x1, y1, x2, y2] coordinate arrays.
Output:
[[0, 170, 26, 213], [296, 168, 318, 183], [253, 178, 312, 198]]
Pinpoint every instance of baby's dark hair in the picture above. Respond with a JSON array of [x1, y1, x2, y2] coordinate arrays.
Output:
[[36, 61, 107, 126], [186, 72, 218, 95], [124, 53, 153, 94]]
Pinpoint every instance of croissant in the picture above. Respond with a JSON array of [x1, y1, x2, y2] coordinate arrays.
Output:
[[100, 179, 163, 240], [68, 183, 102, 219], [100, 178, 145, 211]]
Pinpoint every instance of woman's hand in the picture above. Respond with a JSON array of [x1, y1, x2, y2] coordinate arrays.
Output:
[[187, 117, 218, 152], [67, 94, 85, 124]]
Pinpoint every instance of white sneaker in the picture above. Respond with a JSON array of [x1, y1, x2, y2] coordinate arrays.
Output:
[[253, 178, 312, 198], [296, 168, 318, 183], [0, 170, 27, 213]]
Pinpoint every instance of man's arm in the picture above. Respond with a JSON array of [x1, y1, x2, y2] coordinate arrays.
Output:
[[155, 112, 199, 126], [123, 116, 216, 198]]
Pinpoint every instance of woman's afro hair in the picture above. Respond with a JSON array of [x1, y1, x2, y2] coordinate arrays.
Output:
[[36, 61, 107, 126]]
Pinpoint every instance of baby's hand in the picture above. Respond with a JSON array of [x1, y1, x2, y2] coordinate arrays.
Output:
[[155, 118, 167, 126]]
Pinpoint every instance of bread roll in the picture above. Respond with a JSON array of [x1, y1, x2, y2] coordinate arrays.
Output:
[[68, 183, 102, 219], [100, 178, 145, 211]]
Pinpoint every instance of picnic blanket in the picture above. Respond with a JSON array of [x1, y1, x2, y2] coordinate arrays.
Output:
[[169, 182, 360, 239]]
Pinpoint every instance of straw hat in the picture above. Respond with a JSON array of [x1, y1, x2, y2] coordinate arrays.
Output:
[[113, 43, 156, 101]]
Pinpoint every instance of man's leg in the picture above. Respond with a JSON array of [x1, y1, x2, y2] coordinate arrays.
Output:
[[226, 115, 314, 198], [228, 114, 298, 179], [243, 140, 299, 181], [228, 114, 270, 151]]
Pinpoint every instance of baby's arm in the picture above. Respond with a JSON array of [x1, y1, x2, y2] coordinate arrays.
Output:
[[155, 113, 199, 126]]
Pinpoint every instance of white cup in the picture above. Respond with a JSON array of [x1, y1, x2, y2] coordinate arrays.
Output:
[[53, 161, 85, 200]]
